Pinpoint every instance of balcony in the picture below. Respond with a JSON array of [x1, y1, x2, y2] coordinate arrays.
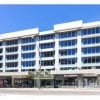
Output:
[[82, 43, 100, 48], [40, 57, 55, 60], [81, 62, 100, 67], [21, 67, 35, 69], [6, 44, 18, 48], [21, 42, 36, 46], [5, 67, 18, 70], [21, 50, 36, 53], [40, 48, 55, 52], [59, 54, 77, 59], [82, 33, 100, 39], [39, 39, 55, 44], [40, 66, 55, 69], [59, 37, 77, 41], [6, 59, 18, 62], [6, 52, 18, 55], [59, 64, 77, 68], [21, 58, 36, 61], [82, 53, 100, 57]]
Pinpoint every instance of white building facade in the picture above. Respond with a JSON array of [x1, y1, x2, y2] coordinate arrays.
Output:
[[0, 20, 100, 87]]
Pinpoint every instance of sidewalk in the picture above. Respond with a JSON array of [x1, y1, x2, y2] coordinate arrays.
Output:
[[0, 87, 100, 91]]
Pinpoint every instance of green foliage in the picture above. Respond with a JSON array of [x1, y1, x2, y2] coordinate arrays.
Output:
[[28, 71, 54, 79]]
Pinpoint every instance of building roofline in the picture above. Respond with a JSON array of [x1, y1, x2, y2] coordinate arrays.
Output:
[[39, 30, 54, 35], [54, 20, 83, 32], [0, 20, 100, 40], [82, 21, 100, 29], [0, 28, 39, 40]]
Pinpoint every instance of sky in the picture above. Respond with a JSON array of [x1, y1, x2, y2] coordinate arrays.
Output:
[[0, 5, 100, 34]]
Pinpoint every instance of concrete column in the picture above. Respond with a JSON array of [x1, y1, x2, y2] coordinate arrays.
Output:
[[55, 33, 59, 70], [77, 30, 81, 69], [11, 76, 15, 87], [2, 41, 6, 72], [51, 79, 54, 88], [97, 75, 100, 87], [18, 39, 21, 72], [34, 79, 40, 88], [77, 74, 83, 87], [35, 37, 40, 71]]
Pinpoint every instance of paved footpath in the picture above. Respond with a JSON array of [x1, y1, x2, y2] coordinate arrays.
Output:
[[1, 88, 100, 95]]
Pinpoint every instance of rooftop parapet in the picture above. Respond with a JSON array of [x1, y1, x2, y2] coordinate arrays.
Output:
[[0, 28, 39, 40], [54, 20, 83, 32]]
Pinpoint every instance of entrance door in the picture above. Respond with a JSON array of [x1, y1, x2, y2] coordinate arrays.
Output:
[[41, 79, 52, 88], [83, 77, 97, 87], [54, 75, 64, 88], [0, 77, 12, 87], [64, 77, 76, 87]]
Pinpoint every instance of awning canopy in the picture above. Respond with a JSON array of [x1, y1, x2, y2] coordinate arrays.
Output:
[[51, 69, 100, 75], [0, 72, 29, 76]]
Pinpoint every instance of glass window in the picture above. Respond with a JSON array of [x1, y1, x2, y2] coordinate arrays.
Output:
[[96, 57, 100, 63], [6, 62, 18, 68], [82, 56, 100, 64], [22, 45, 35, 51], [6, 47, 18, 53], [81, 29, 87, 35], [82, 58, 87, 63], [6, 40, 18, 45], [88, 29, 91, 34], [87, 48, 91, 54], [59, 58, 77, 65], [92, 57, 95, 63], [96, 37, 100, 43], [22, 61, 35, 67], [92, 47, 95, 53], [40, 34, 55, 41], [96, 27, 100, 33], [6, 55, 18, 60], [0, 49, 3, 53], [67, 49, 71, 55], [96, 47, 100, 53], [92, 28, 96, 33], [82, 48, 87, 54], [82, 47, 100, 54], [41, 60, 55, 66], [0, 42, 2, 46], [40, 51, 55, 57], [59, 49, 77, 56], [22, 53, 35, 59], [40, 43, 55, 49], [82, 37, 100, 45], [59, 40, 77, 47], [59, 31, 77, 38], [92, 37, 95, 43], [82, 38, 86, 44], [21, 37, 35, 44], [81, 27, 100, 36]]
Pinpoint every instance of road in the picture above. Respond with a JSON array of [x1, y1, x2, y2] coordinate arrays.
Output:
[[0, 88, 100, 95]]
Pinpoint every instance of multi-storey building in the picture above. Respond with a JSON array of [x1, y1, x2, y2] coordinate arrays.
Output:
[[0, 20, 100, 87]]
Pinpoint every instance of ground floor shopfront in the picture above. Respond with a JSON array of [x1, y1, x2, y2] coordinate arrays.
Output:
[[0, 76, 100, 88], [0, 69, 100, 88]]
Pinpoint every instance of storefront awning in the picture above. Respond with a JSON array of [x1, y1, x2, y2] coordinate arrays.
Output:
[[51, 69, 100, 75], [0, 72, 29, 76]]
